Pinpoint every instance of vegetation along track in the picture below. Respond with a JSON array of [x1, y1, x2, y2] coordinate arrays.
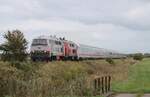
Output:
[[112, 58, 150, 93], [0, 58, 136, 97]]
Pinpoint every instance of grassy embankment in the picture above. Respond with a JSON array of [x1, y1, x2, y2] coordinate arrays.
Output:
[[0, 58, 136, 97], [1, 57, 150, 96], [112, 58, 150, 93]]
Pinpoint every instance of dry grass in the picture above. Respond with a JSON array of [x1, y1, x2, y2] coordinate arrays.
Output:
[[0, 58, 135, 97], [81, 58, 135, 81]]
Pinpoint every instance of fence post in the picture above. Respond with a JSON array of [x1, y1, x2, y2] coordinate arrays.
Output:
[[105, 76, 108, 93], [93, 76, 111, 95], [101, 77, 104, 94], [98, 78, 100, 87], [94, 79, 97, 91], [108, 76, 111, 91]]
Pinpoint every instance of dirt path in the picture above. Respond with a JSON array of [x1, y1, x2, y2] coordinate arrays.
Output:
[[114, 94, 136, 97], [142, 94, 150, 97], [113, 94, 150, 97]]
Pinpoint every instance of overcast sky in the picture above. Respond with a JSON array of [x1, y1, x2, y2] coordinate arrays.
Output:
[[0, 0, 150, 53]]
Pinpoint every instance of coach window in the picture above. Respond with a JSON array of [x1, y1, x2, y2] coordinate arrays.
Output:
[[72, 44, 74, 47], [61, 47, 63, 52]]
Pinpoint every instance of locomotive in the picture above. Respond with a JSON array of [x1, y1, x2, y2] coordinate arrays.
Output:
[[30, 35, 125, 61]]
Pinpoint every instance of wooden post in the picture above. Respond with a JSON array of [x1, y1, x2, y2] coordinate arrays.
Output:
[[94, 79, 97, 91], [93, 76, 111, 95], [101, 77, 104, 94], [108, 76, 111, 91], [98, 78, 100, 94], [105, 76, 108, 93]]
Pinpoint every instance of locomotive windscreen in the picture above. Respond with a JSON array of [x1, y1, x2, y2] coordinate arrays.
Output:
[[32, 39, 48, 46]]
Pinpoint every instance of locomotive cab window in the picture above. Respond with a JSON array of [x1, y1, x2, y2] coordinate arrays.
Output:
[[32, 39, 48, 46]]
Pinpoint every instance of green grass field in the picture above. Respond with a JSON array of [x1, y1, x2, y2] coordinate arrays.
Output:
[[112, 58, 150, 93]]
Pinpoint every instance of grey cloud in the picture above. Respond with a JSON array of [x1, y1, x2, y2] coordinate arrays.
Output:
[[0, 0, 150, 53]]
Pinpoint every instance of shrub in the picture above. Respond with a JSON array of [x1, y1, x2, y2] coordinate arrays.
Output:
[[0, 61, 93, 97], [106, 58, 115, 64], [1, 59, 133, 97], [133, 53, 144, 61]]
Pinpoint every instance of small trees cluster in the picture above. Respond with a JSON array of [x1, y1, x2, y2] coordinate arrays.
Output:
[[0, 30, 28, 62], [144, 53, 150, 58], [133, 53, 144, 61], [127, 53, 144, 61]]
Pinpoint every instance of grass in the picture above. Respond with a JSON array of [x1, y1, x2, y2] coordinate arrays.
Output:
[[112, 58, 150, 93], [1, 60, 118, 97], [3, 96, 104, 97], [0, 58, 138, 97], [136, 92, 144, 97]]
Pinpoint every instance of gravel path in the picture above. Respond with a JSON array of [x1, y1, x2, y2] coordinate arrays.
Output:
[[113, 93, 150, 97], [143, 94, 150, 97], [114, 94, 136, 97]]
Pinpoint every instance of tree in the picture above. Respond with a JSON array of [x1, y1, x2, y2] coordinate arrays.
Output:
[[0, 30, 28, 62], [106, 58, 115, 64]]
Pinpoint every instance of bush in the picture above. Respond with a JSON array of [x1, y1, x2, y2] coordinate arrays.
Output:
[[0, 61, 93, 97], [133, 53, 144, 61], [106, 58, 115, 64]]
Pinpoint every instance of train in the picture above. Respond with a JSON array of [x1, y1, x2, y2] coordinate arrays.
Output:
[[30, 35, 126, 61]]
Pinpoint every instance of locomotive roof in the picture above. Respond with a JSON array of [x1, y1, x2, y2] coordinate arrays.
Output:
[[78, 44, 120, 54], [36, 35, 61, 41], [35, 35, 77, 44]]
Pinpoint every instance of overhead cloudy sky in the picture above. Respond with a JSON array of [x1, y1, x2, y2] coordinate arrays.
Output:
[[0, 0, 150, 53]]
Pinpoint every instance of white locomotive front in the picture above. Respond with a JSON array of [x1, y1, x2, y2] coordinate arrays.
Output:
[[30, 36, 64, 61], [30, 36, 78, 61]]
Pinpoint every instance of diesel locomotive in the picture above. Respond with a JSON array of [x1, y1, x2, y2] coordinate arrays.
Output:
[[30, 35, 125, 61]]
